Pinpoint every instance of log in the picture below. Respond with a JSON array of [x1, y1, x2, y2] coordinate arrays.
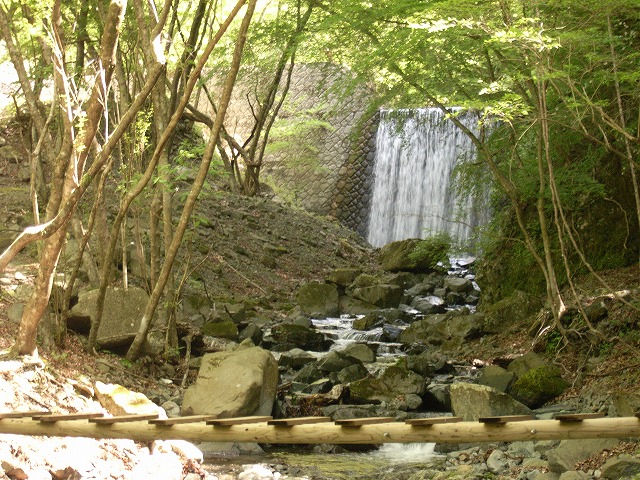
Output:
[[0, 416, 639, 444]]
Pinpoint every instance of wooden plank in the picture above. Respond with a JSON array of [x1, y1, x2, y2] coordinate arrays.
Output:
[[150, 415, 218, 426], [335, 417, 396, 427], [206, 416, 272, 426], [406, 416, 463, 426], [90, 414, 159, 424], [268, 416, 332, 427], [479, 415, 535, 424], [555, 413, 605, 422], [0, 411, 51, 419], [35, 413, 103, 422]]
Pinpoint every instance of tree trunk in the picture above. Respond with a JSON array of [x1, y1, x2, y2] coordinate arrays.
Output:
[[11, 0, 127, 356], [87, 0, 247, 353], [126, 0, 258, 360]]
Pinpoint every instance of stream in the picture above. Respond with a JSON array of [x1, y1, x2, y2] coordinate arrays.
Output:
[[199, 258, 480, 479]]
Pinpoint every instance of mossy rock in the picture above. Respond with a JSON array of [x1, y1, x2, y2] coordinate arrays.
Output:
[[201, 312, 239, 340], [296, 281, 340, 317], [509, 365, 567, 408], [378, 239, 435, 273]]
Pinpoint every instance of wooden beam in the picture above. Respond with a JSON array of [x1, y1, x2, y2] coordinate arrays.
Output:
[[479, 415, 535, 424], [0, 411, 50, 419], [34, 413, 103, 422], [0, 416, 639, 444], [405, 417, 462, 426], [335, 417, 395, 427], [150, 415, 217, 426], [268, 417, 332, 427], [555, 413, 604, 422], [90, 414, 159, 424], [207, 416, 272, 426]]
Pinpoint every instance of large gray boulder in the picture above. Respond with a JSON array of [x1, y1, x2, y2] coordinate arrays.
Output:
[[296, 281, 339, 317], [349, 366, 425, 405], [181, 346, 278, 417], [398, 312, 485, 345], [477, 365, 516, 393], [507, 352, 548, 378], [67, 286, 149, 348], [450, 383, 532, 421], [271, 323, 328, 351], [546, 439, 621, 473], [350, 284, 403, 309]]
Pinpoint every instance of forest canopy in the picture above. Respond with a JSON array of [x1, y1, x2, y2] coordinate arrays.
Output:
[[0, 0, 639, 356]]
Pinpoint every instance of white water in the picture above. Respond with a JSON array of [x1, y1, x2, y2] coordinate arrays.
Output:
[[367, 108, 488, 248]]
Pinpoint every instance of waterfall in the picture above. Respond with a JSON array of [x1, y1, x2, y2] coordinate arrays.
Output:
[[366, 108, 488, 248]]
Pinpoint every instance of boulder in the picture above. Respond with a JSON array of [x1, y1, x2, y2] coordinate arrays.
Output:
[[95, 381, 165, 418], [398, 313, 448, 344], [326, 268, 362, 287], [339, 343, 376, 363], [181, 346, 278, 417], [349, 366, 425, 405], [449, 383, 532, 421], [481, 290, 541, 334], [337, 363, 369, 384], [509, 365, 567, 408], [317, 351, 364, 373], [546, 439, 621, 473], [443, 277, 475, 294], [338, 295, 378, 315], [296, 282, 339, 317], [67, 287, 149, 348], [201, 311, 238, 340], [477, 365, 516, 393], [600, 456, 640, 479], [350, 284, 403, 308], [411, 296, 446, 314], [399, 312, 485, 345], [379, 238, 441, 273], [279, 348, 317, 369], [271, 323, 328, 351], [507, 352, 548, 378]]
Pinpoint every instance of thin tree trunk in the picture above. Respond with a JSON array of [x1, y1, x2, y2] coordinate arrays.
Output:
[[11, 0, 127, 356], [126, 0, 258, 360], [87, 0, 248, 353]]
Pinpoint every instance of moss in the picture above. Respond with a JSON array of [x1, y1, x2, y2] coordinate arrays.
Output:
[[509, 365, 567, 408]]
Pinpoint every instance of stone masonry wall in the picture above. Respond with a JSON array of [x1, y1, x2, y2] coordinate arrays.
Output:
[[205, 63, 376, 234]]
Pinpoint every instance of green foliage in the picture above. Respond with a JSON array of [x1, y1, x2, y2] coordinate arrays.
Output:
[[545, 330, 563, 354], [408, 233, 452, 271]]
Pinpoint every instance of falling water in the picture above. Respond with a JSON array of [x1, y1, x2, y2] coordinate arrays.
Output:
[[367, 108, 488, 248]]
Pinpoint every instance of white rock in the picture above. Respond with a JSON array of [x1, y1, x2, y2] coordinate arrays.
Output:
[[127, 452, 183, 480], [166, 440, 203, 462]]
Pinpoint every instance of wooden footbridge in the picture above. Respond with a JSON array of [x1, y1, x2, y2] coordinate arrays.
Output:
[[1, 412, 639, 444]]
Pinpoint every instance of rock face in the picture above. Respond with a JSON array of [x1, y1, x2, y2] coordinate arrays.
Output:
[[296, 281, 340, 317], [67, 287, 149, 348], [450, 383, 532, 421], [181, 346, 279, 418]]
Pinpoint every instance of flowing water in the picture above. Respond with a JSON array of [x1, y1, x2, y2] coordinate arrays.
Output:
[[367, 108, 489, 248]]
